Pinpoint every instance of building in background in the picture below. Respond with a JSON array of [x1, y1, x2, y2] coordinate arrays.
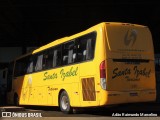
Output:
[[155, 54, 160, 102]]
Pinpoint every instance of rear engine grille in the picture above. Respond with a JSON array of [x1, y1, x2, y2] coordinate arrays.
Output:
[[82, 77, 96, 101]]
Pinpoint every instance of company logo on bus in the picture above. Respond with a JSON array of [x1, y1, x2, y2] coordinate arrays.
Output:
[[124, 29, 137, 47]]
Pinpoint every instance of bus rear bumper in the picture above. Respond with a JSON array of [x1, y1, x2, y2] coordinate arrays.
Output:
[[99, 89, 156, 106]]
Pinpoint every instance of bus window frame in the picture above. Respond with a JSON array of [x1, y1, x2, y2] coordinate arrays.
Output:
[[13, 31, 97, 77]]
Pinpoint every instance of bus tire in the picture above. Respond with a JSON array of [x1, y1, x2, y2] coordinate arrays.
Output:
[[59, 91, 72, 114], [14, 94, 19, 106]]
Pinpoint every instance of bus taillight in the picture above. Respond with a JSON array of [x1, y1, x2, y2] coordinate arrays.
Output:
[[100, 60, 107, 90]]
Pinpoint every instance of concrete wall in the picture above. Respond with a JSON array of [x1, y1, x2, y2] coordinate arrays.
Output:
[[27, 47, 37, 53], [0, 47, 22, 62]]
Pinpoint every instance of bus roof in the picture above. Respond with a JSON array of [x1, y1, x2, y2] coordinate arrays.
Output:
[[14, 22, 148, 61], [105, 22, 147, 27]]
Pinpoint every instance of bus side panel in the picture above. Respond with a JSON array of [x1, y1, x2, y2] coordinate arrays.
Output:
[[78, 26, 105, 107], [79, 61, 98, 106], [70, 83, 80, 106], [19, 64, 80, 106]]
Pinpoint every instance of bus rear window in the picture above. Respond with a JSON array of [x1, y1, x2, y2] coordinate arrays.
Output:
[[106, 24, 153, 53]]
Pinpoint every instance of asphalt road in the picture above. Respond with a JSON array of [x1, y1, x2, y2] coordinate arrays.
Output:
[[1, 102, 160, 120]]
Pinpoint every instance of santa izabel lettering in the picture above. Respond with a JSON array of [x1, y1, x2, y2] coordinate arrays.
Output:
[[60, 67, 78, 80], [43, 67, 78, 81], [112, 66, 151, 79]]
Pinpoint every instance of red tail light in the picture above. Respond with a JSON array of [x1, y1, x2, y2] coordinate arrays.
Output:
[[100, 60, 107, 90], [100, 60, 106, 78]]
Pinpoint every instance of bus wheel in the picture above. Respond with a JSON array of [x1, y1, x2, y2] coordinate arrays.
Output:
[[14, 94, 19, 106], [59, 91, 72, 114]]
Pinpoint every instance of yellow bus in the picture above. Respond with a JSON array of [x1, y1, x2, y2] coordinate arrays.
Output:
[[7, 22, 156, 113]]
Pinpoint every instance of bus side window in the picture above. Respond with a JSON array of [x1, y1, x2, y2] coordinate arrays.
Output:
[[53, 46, 61, 67], [45, 49, 54, 69], [76, 32, 96, 62], [27, 56, 33, 73], [43, 51, 48, 69], [35, 54, 43, 71], [53, 50, 57, 67], [14, 56, 29, 77], [76, 39, 86, 62], [43, 45, 62, 69], [86, 38, 93, 60], [68, 49, 73, 64], [62, 41, 75, 65], [23, 57, 30, 75]]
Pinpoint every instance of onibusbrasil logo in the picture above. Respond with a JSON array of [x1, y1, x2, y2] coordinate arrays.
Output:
[[124, 29, 137, 47], [1, 112, 42, 117]]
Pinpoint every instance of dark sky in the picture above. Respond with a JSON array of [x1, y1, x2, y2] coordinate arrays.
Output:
[[0, 0, 160, 53]]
